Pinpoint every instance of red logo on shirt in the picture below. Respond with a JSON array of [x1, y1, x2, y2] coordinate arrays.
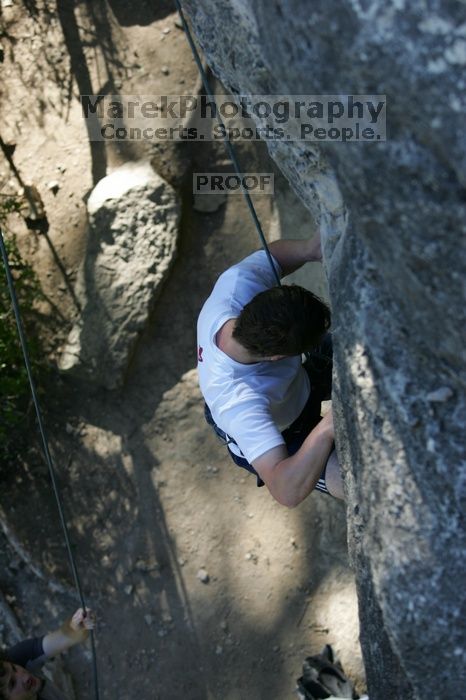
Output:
[[198, 346, 204, 363]]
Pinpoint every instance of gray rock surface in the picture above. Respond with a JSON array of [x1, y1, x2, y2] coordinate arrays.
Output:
[[192, 191, 227, 212], [180, 1, 466, 698], [59, 162, 180, 389]]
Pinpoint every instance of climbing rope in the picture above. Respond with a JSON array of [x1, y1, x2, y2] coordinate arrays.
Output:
[[0, 227, 100, 700], [174, 0, 281, 287]]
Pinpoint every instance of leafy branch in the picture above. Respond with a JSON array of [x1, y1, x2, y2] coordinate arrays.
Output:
[[0, 195, 46, 462]]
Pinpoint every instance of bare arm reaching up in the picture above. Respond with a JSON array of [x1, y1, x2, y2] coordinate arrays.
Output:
[[267, 231, 322, 276], [42, 608, 95, 657]]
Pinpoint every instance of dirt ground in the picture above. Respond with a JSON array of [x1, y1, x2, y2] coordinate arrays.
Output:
[[0, 2, 364, 698]]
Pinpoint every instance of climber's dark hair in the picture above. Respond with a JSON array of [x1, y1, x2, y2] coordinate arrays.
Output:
[[232, 284, 331, 357]]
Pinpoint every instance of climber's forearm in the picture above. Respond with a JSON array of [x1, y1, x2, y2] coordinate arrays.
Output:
[[268, 232, 322, 276], [253, 412, 334, 507], [42, 609, 94, 657]]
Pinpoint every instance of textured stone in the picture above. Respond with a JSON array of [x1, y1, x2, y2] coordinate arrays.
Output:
[[59, 161, 180, 389], [180, 2, 466, 698]]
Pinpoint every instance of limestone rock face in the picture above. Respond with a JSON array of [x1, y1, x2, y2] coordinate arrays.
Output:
[[179, 2, 466, 698], [59, 162, 180, 389]]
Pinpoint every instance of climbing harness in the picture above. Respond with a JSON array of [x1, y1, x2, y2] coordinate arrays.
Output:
[[0, 228, 100, 700], [174, 0, 281, 287]]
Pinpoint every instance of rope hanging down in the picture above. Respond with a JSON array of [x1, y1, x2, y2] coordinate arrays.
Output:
[[0, 228, 100, 700], [174, 0, 281, 287]]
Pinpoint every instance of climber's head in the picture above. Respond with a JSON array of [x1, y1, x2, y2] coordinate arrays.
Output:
[[232, 284, 331, 358]]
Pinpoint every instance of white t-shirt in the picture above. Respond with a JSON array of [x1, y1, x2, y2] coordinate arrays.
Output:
[[197, 250, 310, 464]]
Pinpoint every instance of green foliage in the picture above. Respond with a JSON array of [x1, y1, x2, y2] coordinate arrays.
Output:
[[0, 197, 45, 461]]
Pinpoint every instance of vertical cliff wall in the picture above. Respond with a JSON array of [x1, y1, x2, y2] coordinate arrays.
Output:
[[180, 1, 466, 698]]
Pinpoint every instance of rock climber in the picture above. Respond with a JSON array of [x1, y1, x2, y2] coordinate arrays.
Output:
[[0, 607, 95, 700], [197, 232, 344, 506]]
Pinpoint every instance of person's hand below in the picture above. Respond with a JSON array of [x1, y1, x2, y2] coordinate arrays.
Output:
[[69, 608, 95, 641], [43, 608, 96, 657]]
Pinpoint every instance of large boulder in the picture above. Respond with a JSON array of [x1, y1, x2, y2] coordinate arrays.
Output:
[[179, 2, 466, 699], [59, 162, 180, 389]]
